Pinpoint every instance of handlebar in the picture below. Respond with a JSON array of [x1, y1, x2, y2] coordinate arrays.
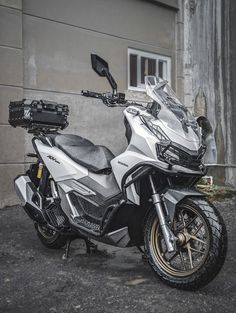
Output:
[[81, 90, 128, 107], [81, 90, 103, 99]]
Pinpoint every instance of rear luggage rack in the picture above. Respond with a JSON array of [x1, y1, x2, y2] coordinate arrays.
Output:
[[9, 99, 69, 132]]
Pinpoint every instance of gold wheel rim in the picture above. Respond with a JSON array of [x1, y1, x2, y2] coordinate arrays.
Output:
[[150, 204, 210, 277]]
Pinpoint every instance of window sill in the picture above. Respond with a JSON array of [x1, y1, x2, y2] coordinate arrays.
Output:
[[128, 86, 146, 92]]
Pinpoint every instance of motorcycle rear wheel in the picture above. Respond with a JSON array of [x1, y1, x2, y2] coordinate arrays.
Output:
[[35, 223, 67, 249], [144, 198, 227, 290]]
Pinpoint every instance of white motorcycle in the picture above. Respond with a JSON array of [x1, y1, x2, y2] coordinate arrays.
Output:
[[9, 54, 227, 290]]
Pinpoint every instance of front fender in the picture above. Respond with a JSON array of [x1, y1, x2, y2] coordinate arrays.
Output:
[[162, 188, 206, 223]]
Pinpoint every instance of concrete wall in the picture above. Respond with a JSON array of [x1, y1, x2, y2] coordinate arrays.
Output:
[[180, 0, 234, 186], [229, 0, 236, 185], [0, 1, 24, 207], [0, 0, 177, 207]]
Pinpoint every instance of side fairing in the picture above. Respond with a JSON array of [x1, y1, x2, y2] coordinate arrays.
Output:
[[111, 107, 161, 205], [34, 139, 121, 213], [34, 139, 88, 181], [35, 139, 122, 222]]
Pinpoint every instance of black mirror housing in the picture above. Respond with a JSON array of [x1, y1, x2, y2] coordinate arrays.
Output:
[[91, 54, 117, 95], [196, 116, 213, 140], [91, 54, 109, 77]]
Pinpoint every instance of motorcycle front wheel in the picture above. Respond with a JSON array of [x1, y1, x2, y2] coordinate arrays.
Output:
[[144, 198, 227, 290]]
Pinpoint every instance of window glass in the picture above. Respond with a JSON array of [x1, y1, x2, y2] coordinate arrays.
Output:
[[128, 48, 171, 90], [141, 57, 156, 84], [130, 54, 137, 87], [158, 60, 164, 79]]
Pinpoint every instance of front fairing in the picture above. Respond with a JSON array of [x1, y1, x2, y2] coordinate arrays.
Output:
[[150, 110, 201, 151], [145, 76, 202, 151]]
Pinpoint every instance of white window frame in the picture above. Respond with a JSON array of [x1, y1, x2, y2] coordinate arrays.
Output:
[[128, 48, 171, 92]]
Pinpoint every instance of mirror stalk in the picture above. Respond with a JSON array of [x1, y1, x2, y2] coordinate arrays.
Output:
[[104, 69, 117, 95]]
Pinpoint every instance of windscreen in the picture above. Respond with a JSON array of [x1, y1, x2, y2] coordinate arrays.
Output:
[[145, 76, 201, 144]]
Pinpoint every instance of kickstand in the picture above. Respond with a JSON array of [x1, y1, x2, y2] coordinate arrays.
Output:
[[62, 238, 72, 260], [62, 237, 97, 259], [85, 238, 97, 255]]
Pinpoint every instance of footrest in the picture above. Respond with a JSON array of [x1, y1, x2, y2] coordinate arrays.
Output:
[[74, 216, 101, 232]]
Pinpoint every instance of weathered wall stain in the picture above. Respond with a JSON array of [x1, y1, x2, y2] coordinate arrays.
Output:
[[182, 0, 233, 185], [194, 87, 207, 117]]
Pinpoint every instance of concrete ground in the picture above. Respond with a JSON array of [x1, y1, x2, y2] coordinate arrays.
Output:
[[0, 198, 235, 313]]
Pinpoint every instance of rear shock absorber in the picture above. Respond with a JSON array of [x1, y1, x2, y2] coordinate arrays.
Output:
[[37, 163, 43, 179], [37, 163, 50, 195]]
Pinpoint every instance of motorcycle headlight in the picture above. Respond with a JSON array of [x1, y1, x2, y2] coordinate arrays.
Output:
[[163, 147, 180, 163], [157, 143, 205, 170], [157, 144, 180, 164]]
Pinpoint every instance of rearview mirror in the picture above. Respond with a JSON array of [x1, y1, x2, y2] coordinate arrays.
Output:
[[196, 116, 213, 140], [91, 54, 109, 77], [91, 54, 117, 95]]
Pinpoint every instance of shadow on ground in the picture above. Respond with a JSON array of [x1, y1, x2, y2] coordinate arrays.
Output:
[[0, 198, 236, 313]]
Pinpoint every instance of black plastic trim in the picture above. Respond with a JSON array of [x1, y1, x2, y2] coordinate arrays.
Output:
[[32, 137, 44, 163], [121, 161, 206, 200], [162, 188, 206, 223]]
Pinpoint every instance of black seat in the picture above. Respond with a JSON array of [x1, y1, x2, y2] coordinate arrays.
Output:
[[48, 134, 115, 173]]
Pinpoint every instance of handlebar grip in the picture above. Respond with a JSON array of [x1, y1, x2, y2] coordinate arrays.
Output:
[[81, 90, 103, 99]]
